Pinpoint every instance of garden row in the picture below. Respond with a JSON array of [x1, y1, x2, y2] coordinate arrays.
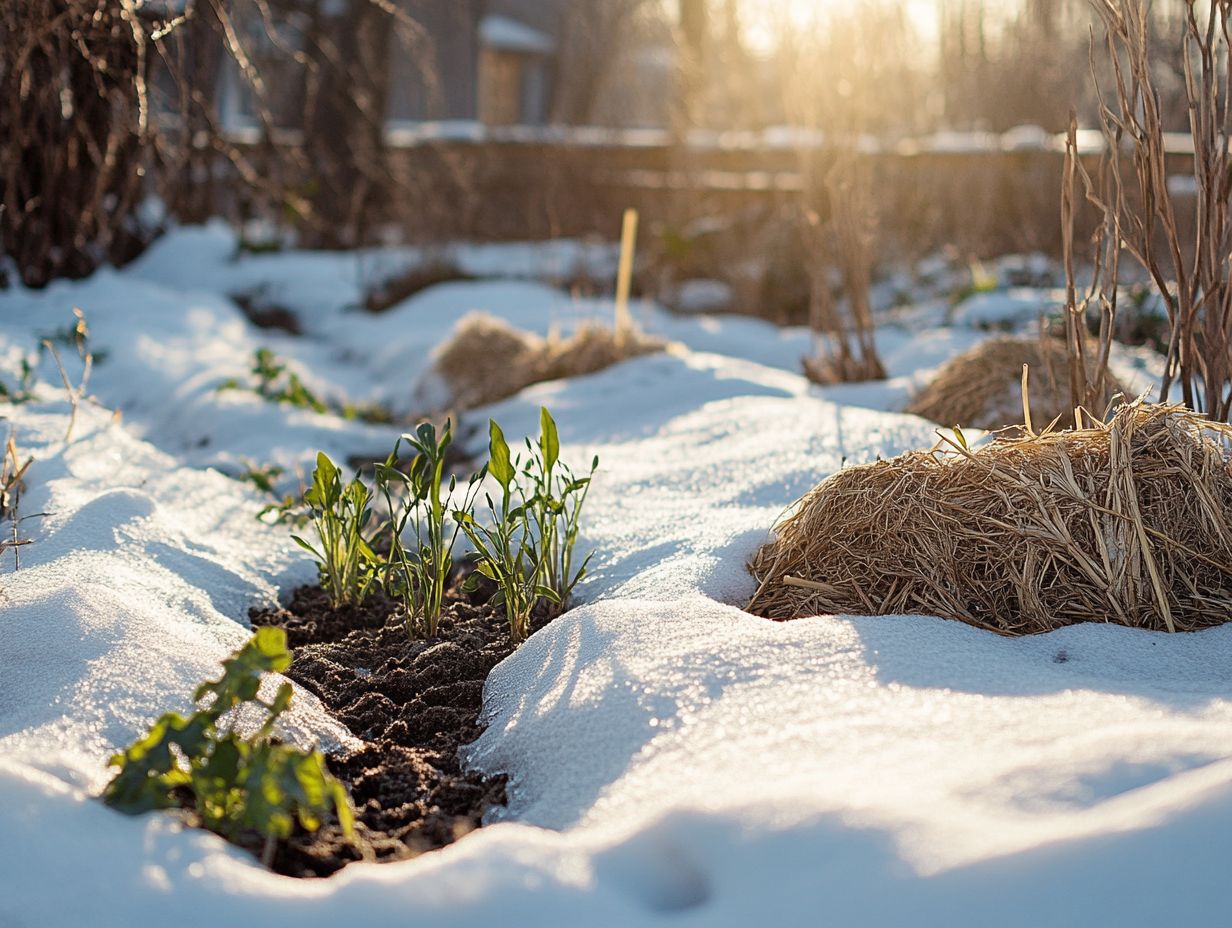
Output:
[[102, 408, 596, 876]]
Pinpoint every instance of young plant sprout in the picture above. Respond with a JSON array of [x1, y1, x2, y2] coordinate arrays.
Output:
[[375, 421, 483, 638], [219, 347, 329, 414], [524, 407, 597, 612], [292, 452, 380, 608], [455, 419, 543, 642], [103, 628, 354, 866], [457, 408, 597, 642], [285, 408, 595, 642]]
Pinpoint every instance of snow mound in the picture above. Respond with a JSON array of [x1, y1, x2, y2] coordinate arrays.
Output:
[[953, 288, 1063, 329]]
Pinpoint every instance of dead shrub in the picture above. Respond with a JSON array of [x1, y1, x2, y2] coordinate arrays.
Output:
[[1074, 1, 1232, 421], [0, 0, 162, 287], [748, 402, 1232, 635], [432, 312, 666, 410], [906, 335, 1130, 431]]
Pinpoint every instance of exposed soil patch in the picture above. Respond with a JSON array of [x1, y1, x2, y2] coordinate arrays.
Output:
[[248, 576, 536, 878], [363, 260, 476, 313], [232, 291, 302, 335]]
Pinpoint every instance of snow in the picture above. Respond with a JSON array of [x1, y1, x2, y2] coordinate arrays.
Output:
[[0, 227, 1228, 926], [952, 287, 1064, 329], [1000, 124, 1055, 152], [479, 15, 555, 55], [666, 278, 735, 314]]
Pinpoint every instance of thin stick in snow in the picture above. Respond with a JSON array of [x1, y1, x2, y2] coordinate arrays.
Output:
[[614, 208, 638, 345]]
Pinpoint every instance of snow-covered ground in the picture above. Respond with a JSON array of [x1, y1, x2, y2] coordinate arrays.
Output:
[[0, 227, 1222, 926]]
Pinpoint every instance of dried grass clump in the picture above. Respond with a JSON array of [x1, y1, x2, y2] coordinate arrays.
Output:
[[434, 313, 666, 410], [748, 402, 1232, 635], [541, 322, 663, 381], [906, 336, 1129, 431]]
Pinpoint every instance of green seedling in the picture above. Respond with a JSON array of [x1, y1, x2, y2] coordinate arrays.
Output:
[[949, 259, 1000, 307], [237, 461, 308, 528], [103, 628, 354, 866], [292, 452, 380, 608], [341, 401, 396, 425], [455, 420, 543, 642], [219, 348, 328, 414], [0, 355, 36, 404], [524, 407, 597, 612], [457, 408, 597, 642], [220, 348, 394, 423], [239, 461, 285, 495], [375, 421, 483, 638]]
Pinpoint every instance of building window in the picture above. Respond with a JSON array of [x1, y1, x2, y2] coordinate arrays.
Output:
[[478, 48, 524, 125], [477, 15, 554, 126]]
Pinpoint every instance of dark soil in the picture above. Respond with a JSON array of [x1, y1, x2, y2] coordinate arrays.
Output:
[[248, 577, 522, 878], [232, 291, 302, 335], [363, 260, 476, 313]]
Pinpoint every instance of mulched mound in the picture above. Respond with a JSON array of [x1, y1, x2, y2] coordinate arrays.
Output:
[[905, 335, 1130, 431], [249, 580, 526, 877], [748, 402, 1232, 635], [433, 312, 666, 410]]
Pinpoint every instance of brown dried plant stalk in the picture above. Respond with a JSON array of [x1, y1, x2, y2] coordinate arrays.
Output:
[[1062, 112, 1123, 416], [1079, 0, 1232, 420], [800, 148, 887, 385], [1, 433, 34, 570]]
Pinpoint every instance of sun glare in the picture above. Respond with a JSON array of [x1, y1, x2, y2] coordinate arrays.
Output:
[[742, 0, 940, 55]]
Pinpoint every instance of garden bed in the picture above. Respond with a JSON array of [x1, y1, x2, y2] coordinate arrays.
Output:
[[249, 576, 551, 877]]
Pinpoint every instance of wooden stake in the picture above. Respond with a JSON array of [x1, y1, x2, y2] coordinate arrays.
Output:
[[614, 208, 638, 343]]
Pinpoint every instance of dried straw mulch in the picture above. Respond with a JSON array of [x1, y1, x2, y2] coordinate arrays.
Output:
[[433, 312, 666, 409], [748, 402, 1232, 634], [906, 336, 1130, 431]]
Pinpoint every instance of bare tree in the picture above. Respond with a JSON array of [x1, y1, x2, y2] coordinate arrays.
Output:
[[676, 0, 708, 129], [550, 0, 650, 125]]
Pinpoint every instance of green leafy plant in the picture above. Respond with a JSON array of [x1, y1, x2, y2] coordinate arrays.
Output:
[[239, 461, 285, 495], [457, 408, 598, 642], [219, 348, 328, 414], [259, 493, 310, 527], [103, 628, 353, 866], [456, 420, 543, 642], [949, 259, 1000, 308], [0, 355, 36, 405], [523, 407, 597, 611], [219, 348, 394, 423], [340, 401, 395, 425], [235, 461, 308, 527], [292, 452, 380, 608], [375, 421, 483, 638]]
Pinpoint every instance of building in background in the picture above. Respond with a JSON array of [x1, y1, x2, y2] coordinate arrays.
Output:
[[214, 0, 674, 133]]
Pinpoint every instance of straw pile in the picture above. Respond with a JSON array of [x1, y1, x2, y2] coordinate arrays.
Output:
[[748, 402, 1232, 634], [906, 336, 1129, 431], [433, 312, 665, 409]]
